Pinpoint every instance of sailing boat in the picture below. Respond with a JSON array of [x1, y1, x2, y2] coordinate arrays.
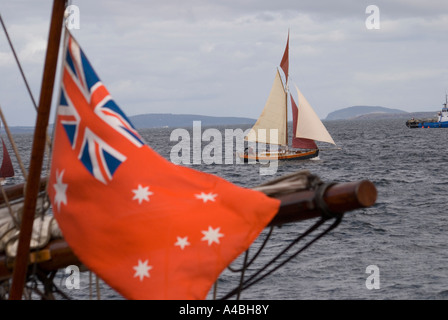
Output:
[[240, 32, 335, 162]]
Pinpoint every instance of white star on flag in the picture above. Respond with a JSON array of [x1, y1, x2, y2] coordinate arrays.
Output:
[[53, 169, 68, 212], [133, 259, 152, 281], [195, 192, 217, 203], [201, 226, 224, 245], [174, 236, 190, 250], [132, 184, 154, 204]]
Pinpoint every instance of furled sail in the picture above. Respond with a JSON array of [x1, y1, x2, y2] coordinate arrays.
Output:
[[294, 84, 335, 145], [245, 70, 287, 146]]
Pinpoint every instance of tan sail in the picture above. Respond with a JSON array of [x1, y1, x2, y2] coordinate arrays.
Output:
[[294, 84, 335, 145], [246, 69, 287, 146]]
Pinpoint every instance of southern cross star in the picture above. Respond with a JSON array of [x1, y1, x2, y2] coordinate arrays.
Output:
[[195, 192, 217, 203], [132, 184, 154, 204], [133, 259, 152, 281], [201, 226, 224, 245], [53, 169, 68, 212], [174, 236, 190, 250]]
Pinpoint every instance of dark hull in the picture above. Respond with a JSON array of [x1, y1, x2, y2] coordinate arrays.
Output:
[[239, 149, 319, 163], [406, 119, 448, 128]]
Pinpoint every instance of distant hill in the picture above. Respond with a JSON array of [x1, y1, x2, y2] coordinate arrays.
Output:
[[325, 106, 440, 121], [325, 106, 407, 120], [128, 113, 256, 128], [325, 106, 408, 120], [6, 114, 255, 134], [353, 111, 438, 120]]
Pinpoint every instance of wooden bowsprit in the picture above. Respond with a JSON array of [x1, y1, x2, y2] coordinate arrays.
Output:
[[216, 176, 377, 300]]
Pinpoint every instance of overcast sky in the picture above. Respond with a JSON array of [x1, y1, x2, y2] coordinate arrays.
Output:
[[0, 0, 447, 126]]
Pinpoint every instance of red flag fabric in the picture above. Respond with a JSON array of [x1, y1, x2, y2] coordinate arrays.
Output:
[[47, 32, 280, 299]]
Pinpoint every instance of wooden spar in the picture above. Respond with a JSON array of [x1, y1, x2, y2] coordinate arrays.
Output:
[[0, 178, 47, 203], [0, 240, 82, 282], [0, 179, 376, 282], [269, 180, 377, 226], [9, 0, 67, 300], [0, 180, 376, 221]]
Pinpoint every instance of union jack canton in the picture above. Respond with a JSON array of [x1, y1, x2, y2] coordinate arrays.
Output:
[[57, 35, 144, 184]]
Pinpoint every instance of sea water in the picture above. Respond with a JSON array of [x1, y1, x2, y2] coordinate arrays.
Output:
[[6, 118, 448, 300]]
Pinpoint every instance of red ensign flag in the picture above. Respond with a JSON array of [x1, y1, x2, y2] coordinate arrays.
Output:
[[47, 32, 280, 299]]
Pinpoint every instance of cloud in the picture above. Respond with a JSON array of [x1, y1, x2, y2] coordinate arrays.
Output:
[[354, 68, 445, 83], [0, 1, 447, 126]]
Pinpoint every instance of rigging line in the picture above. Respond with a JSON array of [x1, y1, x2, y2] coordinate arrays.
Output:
[[0, 106, 28, 179], [0, 109, 24, 229], [95, 275, 101, 300], [212, 280, 218, 300], [227, 226, 274, 273], [0, 14, 38, 111], [239, 216, 343, 294], [0, 184, 19, 228], [220, 216, 342, 300], [222, 227, 273, 299], [89, 272, 93, 300], [236, 249, 250, 300], [0, 14, 54, 158], [220, 218, 326, 300]]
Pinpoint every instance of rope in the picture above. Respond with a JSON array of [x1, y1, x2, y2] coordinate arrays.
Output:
[[236, 249, 249, 300], [313, 182, 337, 219], [0, 106, 28, 179], [96, 275, 101, 300], [0, 14, 38, 111], [0, 7, 70, 300], [253, 170, 322, 197], [89, 272, 102, 300], [0, 184, 19, 228], [0, 106, 26, 230], [218, 172, 343, 300], [220, 216, 343, 300], [0, 13, 54, 153], [227, 226, 274, 273]]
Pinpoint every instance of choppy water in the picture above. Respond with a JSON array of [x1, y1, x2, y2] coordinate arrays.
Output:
[[5, 118, 448, 300]]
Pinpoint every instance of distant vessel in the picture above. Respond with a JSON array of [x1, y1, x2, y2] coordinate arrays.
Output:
[[240, 31, 335, 162], [406, 95, 448, 128]]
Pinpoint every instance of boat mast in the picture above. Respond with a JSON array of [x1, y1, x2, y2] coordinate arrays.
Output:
[[9, 0, 67, 300]]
